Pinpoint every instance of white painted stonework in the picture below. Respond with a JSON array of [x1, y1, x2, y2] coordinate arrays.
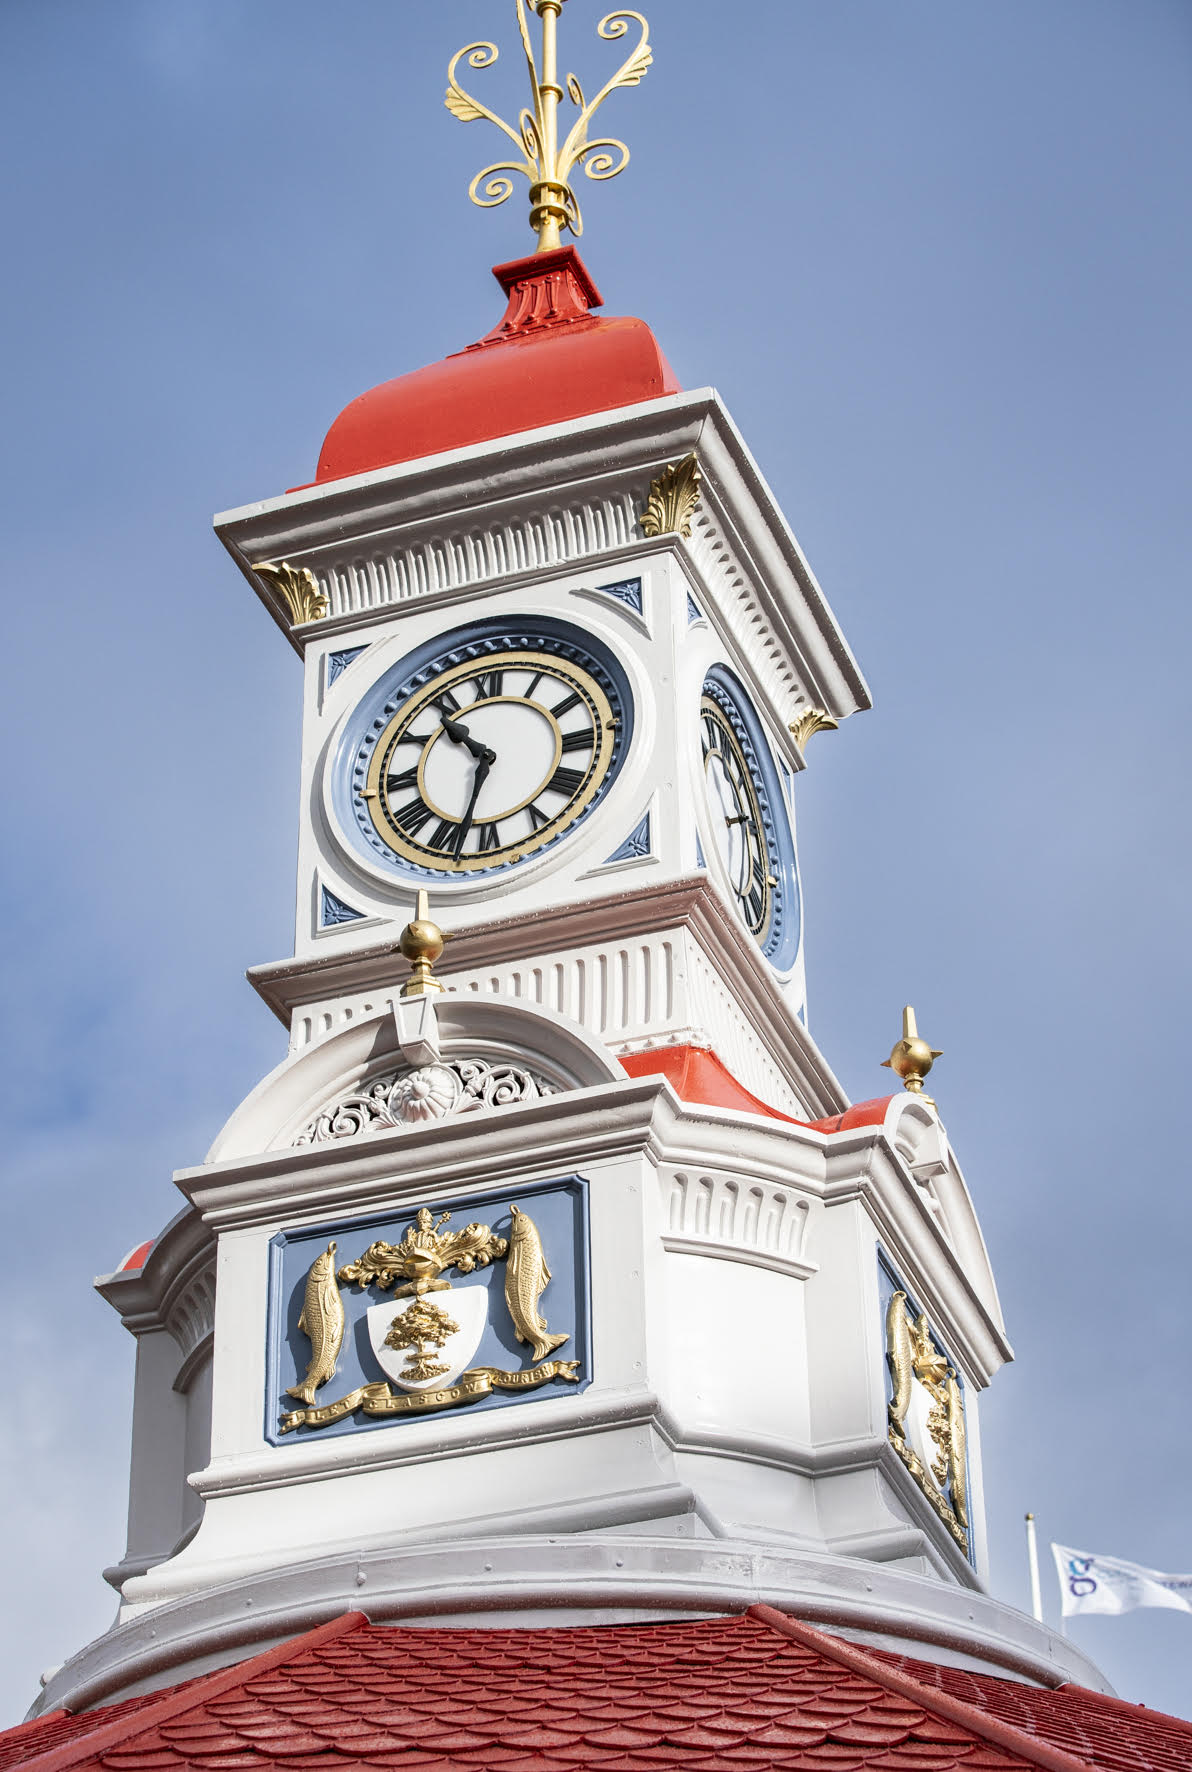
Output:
[[47, 381, 1104, 1724]]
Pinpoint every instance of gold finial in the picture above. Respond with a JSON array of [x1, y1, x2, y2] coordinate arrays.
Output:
[[398, 890, 445, 998], [881, 1005, 942, 1103], [446, 1, 652, 252]]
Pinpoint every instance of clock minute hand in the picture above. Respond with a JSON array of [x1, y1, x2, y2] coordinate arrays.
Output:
[[450, 748, 495, 861]]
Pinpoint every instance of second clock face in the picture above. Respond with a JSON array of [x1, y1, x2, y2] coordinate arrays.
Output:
[[701, 695, 773, 938], [699, 669, 801, 969], [338, 622, 632, 880]]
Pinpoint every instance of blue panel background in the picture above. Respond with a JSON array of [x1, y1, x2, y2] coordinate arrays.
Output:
[[876, 1249, 974, 1565], [266, 1175, 590, 1446]]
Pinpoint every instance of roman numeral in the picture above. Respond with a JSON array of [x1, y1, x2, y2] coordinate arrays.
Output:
[[527, 802, 550, 830], [559, 728, 594, 753], [524, 672, 544, 699], [396, 730, 435, 748], [551, 692, 582, 719], [474, 670, 503, 699], [476, 822, 502, 852], [429, 818, 458, 851], [392, 796, 434, 836], [434, 688, 462, 716], [746, 884, 766, 926], [385, 766, 419, 793], [545, 765, 585, 799]]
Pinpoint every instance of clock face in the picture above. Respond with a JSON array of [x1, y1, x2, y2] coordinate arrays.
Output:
[[337, 622, 632, 880], [701, 695, 773, 938], [699, 670, 801, 968]]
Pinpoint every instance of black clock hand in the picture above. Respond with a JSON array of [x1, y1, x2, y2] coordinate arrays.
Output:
[[437, 707, 492, 762], [450, 749, 495, 860]]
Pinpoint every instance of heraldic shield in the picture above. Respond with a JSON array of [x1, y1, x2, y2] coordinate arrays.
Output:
[[366, 1288, 488, 1391], [269, 1179, 588, 1441]]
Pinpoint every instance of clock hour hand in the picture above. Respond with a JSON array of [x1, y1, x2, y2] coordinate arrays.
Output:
[[450, 749, 495, 860], [437, 707, 492, 762]]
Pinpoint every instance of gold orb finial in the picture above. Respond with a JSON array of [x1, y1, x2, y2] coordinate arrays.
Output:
[[881, 1005, 942, 1103], [399, 890, 445, 997]]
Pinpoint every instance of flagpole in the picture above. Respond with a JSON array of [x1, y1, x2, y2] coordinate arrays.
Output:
[[1025, 1512, 1043, 1622]]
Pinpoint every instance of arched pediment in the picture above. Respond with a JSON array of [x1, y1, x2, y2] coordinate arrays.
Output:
[[880, 1095, 1006, 1335], [207, 996, 624, 1163]]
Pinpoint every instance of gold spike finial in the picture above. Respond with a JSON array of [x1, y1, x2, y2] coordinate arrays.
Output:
[[398, 890, 445, 998], [881, 1005, 943, 1103], [445, 1, 652, 252]]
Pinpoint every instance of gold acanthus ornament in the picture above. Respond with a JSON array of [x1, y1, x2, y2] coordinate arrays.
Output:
[[639, 453, 702, 540], [252, 560, 328, 626], [789, 708, 839, 753], [446, 1, 652, 252]]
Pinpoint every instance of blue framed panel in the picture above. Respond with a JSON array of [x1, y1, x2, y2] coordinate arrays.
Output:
[[266, 1176, 591, 1446], [333, 616, 634, 882]]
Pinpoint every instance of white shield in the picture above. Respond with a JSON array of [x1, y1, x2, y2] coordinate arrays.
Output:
[[366, 1287, 488, 1392]]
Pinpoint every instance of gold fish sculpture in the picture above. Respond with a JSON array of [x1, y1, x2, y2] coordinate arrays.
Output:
[[288, 1241, 346, 1404], [505, 1205, 570, 1365], [885, 1290, 913, 1438], [946, 1371, 968, 1530]]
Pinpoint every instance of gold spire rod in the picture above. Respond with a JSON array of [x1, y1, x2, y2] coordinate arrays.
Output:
[[446, 1, 652, 252], [881, 1005, 943, 1103], [399, 890, 445, 998]]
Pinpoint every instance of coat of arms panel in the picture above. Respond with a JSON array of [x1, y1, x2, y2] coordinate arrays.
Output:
[[878, 1254, 972, 1561], [266, 1177, 589, 1445]]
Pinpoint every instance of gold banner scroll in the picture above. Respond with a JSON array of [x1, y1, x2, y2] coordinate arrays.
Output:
[[279, 1360, 580, 1433]]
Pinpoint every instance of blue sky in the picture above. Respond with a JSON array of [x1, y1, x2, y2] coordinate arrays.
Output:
[[1, 0, 1190, 1724]]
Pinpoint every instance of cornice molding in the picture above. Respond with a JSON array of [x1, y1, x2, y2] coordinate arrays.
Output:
[[214, 391, 870, 731], [247, 874, 847, 1120]]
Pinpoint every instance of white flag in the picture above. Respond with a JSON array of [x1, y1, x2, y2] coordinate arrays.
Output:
[[1052, 1542, 1192, 1618]]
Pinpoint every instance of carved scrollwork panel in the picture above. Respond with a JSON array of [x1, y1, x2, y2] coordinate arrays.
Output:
[[294, 1057, 554, 1147]]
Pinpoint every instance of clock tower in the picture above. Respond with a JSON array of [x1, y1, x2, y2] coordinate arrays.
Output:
[[27, 0, 1112, 1728]]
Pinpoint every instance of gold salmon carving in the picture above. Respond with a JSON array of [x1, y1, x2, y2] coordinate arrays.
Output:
[[288, 1242, 345, 1405], [505, 1204, 570, 1364]]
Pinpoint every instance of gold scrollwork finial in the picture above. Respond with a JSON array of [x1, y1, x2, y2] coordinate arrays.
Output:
[[252, 560, 328, 626], [881, 1005, 942, 1103], [639, 452, 701, 540], [399, 889, 445, 998], [446, 1, 652, 252], [790, 708, 839, 754]]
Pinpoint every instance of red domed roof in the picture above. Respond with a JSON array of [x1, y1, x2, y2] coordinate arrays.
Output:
[[312, 247, 680, 486]]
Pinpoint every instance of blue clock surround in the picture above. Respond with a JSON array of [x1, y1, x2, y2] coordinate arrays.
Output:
[[702, 666, 801, 971], [333, 616, 634, 881]]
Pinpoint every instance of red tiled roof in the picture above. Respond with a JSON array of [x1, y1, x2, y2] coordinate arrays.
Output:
[[6, 1609, 1189, 1772]]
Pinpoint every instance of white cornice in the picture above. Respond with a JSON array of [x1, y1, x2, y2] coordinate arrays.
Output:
[[213, 391, 870, 729], [247, 874, 848, 1118]]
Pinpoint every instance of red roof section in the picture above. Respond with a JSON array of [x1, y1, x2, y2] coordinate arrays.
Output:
[[619, 1044, 896, 1136], [312, 247, 679, 485], [619, 1045, 802, 1123], [7, 1608, 1188, 1772]]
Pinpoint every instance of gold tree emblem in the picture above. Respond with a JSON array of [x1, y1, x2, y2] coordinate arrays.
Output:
[[384, 1299, 461, 1383]]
